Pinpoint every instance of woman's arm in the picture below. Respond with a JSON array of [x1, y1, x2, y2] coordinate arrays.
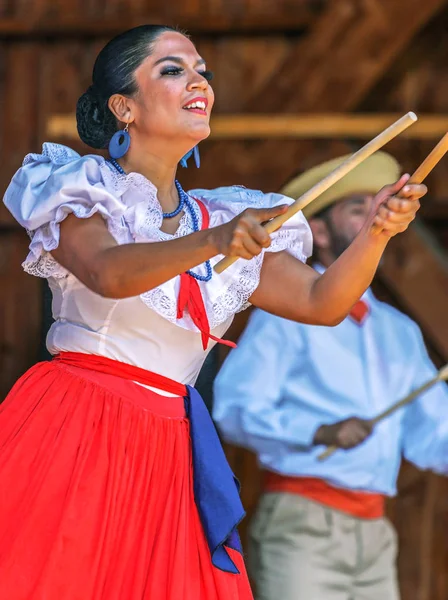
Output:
[[250, 178, 425, 325], [51, 203, 288, 298]]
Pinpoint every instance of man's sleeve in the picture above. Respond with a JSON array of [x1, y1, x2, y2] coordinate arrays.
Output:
[[402, 323, 448, 474], [213, 309, 322, 455]]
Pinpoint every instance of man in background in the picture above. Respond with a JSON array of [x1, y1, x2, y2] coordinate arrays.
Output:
[[213, 152, 448, 600]]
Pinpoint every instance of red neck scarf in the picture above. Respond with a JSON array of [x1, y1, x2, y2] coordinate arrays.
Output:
[[176, 200, 236, 351], [349, 299, 370, 325]]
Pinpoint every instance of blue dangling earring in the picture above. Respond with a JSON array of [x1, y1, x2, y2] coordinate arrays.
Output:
[[108, 122, 131, 159], [180, 145, 200, 168], [193, 145, 200, 168]]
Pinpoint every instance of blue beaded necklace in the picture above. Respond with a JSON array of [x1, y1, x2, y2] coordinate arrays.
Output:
[[108, 158, 212, 282]]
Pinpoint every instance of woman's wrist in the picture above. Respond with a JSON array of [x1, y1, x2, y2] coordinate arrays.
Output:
[[201, 227, 220, 257], [357, 219, 390, 252]]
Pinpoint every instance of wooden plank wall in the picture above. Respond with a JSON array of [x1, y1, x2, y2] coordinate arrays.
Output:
[[0, 231, 42, 398], [0, 2, 447, 598]]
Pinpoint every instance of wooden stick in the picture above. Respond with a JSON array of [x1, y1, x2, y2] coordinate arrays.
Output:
[[214, 112, 417, 274], [317, 364, 448, 462], [371, 131, 448, 234]]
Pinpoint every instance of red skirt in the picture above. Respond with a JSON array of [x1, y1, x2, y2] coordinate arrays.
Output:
[[0, 359, 253, 600]]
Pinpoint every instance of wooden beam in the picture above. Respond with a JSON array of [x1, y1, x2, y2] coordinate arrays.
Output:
[[208, 115, 448, 140], [246, 0, 448, 112], [0, 11, 316, 37], [379, 220, 448, 361], [47, 113, 448, 140]]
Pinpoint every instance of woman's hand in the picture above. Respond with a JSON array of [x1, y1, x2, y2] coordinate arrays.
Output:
[[208, 204, 289, 259], [250, 176, 427, 326], [370, 174, 426, 236]]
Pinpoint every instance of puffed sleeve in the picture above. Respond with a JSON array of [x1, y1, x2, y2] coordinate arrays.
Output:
[[3, 143, 129, 278]]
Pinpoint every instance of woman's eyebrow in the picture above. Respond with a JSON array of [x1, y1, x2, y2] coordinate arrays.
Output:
[[154, 56, 206, 67]]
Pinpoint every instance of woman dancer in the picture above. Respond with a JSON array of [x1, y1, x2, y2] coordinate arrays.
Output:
[[0, 25, 424, 600]]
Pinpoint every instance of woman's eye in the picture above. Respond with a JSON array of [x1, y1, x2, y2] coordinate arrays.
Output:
[[160, 67, 214, 81], [199, 70, 214, 82], [161, 67, 183, 76]]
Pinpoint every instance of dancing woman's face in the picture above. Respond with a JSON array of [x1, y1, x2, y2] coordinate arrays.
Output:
[[112, 31, 215, 151]]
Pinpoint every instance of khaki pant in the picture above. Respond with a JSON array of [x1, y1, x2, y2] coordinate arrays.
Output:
[[248, 492, 400, 600]]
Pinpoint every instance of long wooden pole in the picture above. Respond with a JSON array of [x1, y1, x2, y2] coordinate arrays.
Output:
[[214, 112, 417, 274], [317, 364, 448, 462]]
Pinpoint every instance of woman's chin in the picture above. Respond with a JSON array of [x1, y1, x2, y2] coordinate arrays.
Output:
[[201, 126, 211, 141], [183, 122, 211, 143]]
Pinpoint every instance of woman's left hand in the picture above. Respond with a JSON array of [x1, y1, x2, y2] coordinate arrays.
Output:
[[371, 174, 426, 237]]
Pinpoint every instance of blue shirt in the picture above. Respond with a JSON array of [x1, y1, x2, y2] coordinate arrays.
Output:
[[213, 289, 448, 496]]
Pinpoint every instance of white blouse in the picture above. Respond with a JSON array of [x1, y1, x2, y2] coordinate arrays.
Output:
[[4, 143, 313, 386]]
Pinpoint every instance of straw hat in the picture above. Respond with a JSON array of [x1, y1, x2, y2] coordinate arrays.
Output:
[[280, 151, 401, 219]]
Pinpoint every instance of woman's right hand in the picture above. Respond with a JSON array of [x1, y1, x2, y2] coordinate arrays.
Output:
[[208, 204, 289, 259]]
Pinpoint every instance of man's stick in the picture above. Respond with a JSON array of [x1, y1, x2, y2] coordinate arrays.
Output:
[[317, 364, 448, 461]]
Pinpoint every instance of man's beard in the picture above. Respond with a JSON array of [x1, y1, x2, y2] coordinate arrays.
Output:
[[326, 220, 352, 259]]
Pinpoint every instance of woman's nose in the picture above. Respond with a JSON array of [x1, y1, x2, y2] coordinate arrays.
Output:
[[187, 72, 208, 91]]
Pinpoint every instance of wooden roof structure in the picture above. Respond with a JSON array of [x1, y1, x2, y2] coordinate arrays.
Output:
[[1, 2, 447, 597]]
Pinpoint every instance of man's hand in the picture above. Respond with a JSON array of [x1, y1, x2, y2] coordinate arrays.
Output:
[[313, 417, 373, 449]]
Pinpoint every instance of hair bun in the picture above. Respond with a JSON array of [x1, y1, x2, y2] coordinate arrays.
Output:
[[76, 86, 117, 149]]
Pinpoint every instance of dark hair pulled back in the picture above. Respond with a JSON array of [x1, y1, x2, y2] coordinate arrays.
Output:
[[76, 24, 181, 149]]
